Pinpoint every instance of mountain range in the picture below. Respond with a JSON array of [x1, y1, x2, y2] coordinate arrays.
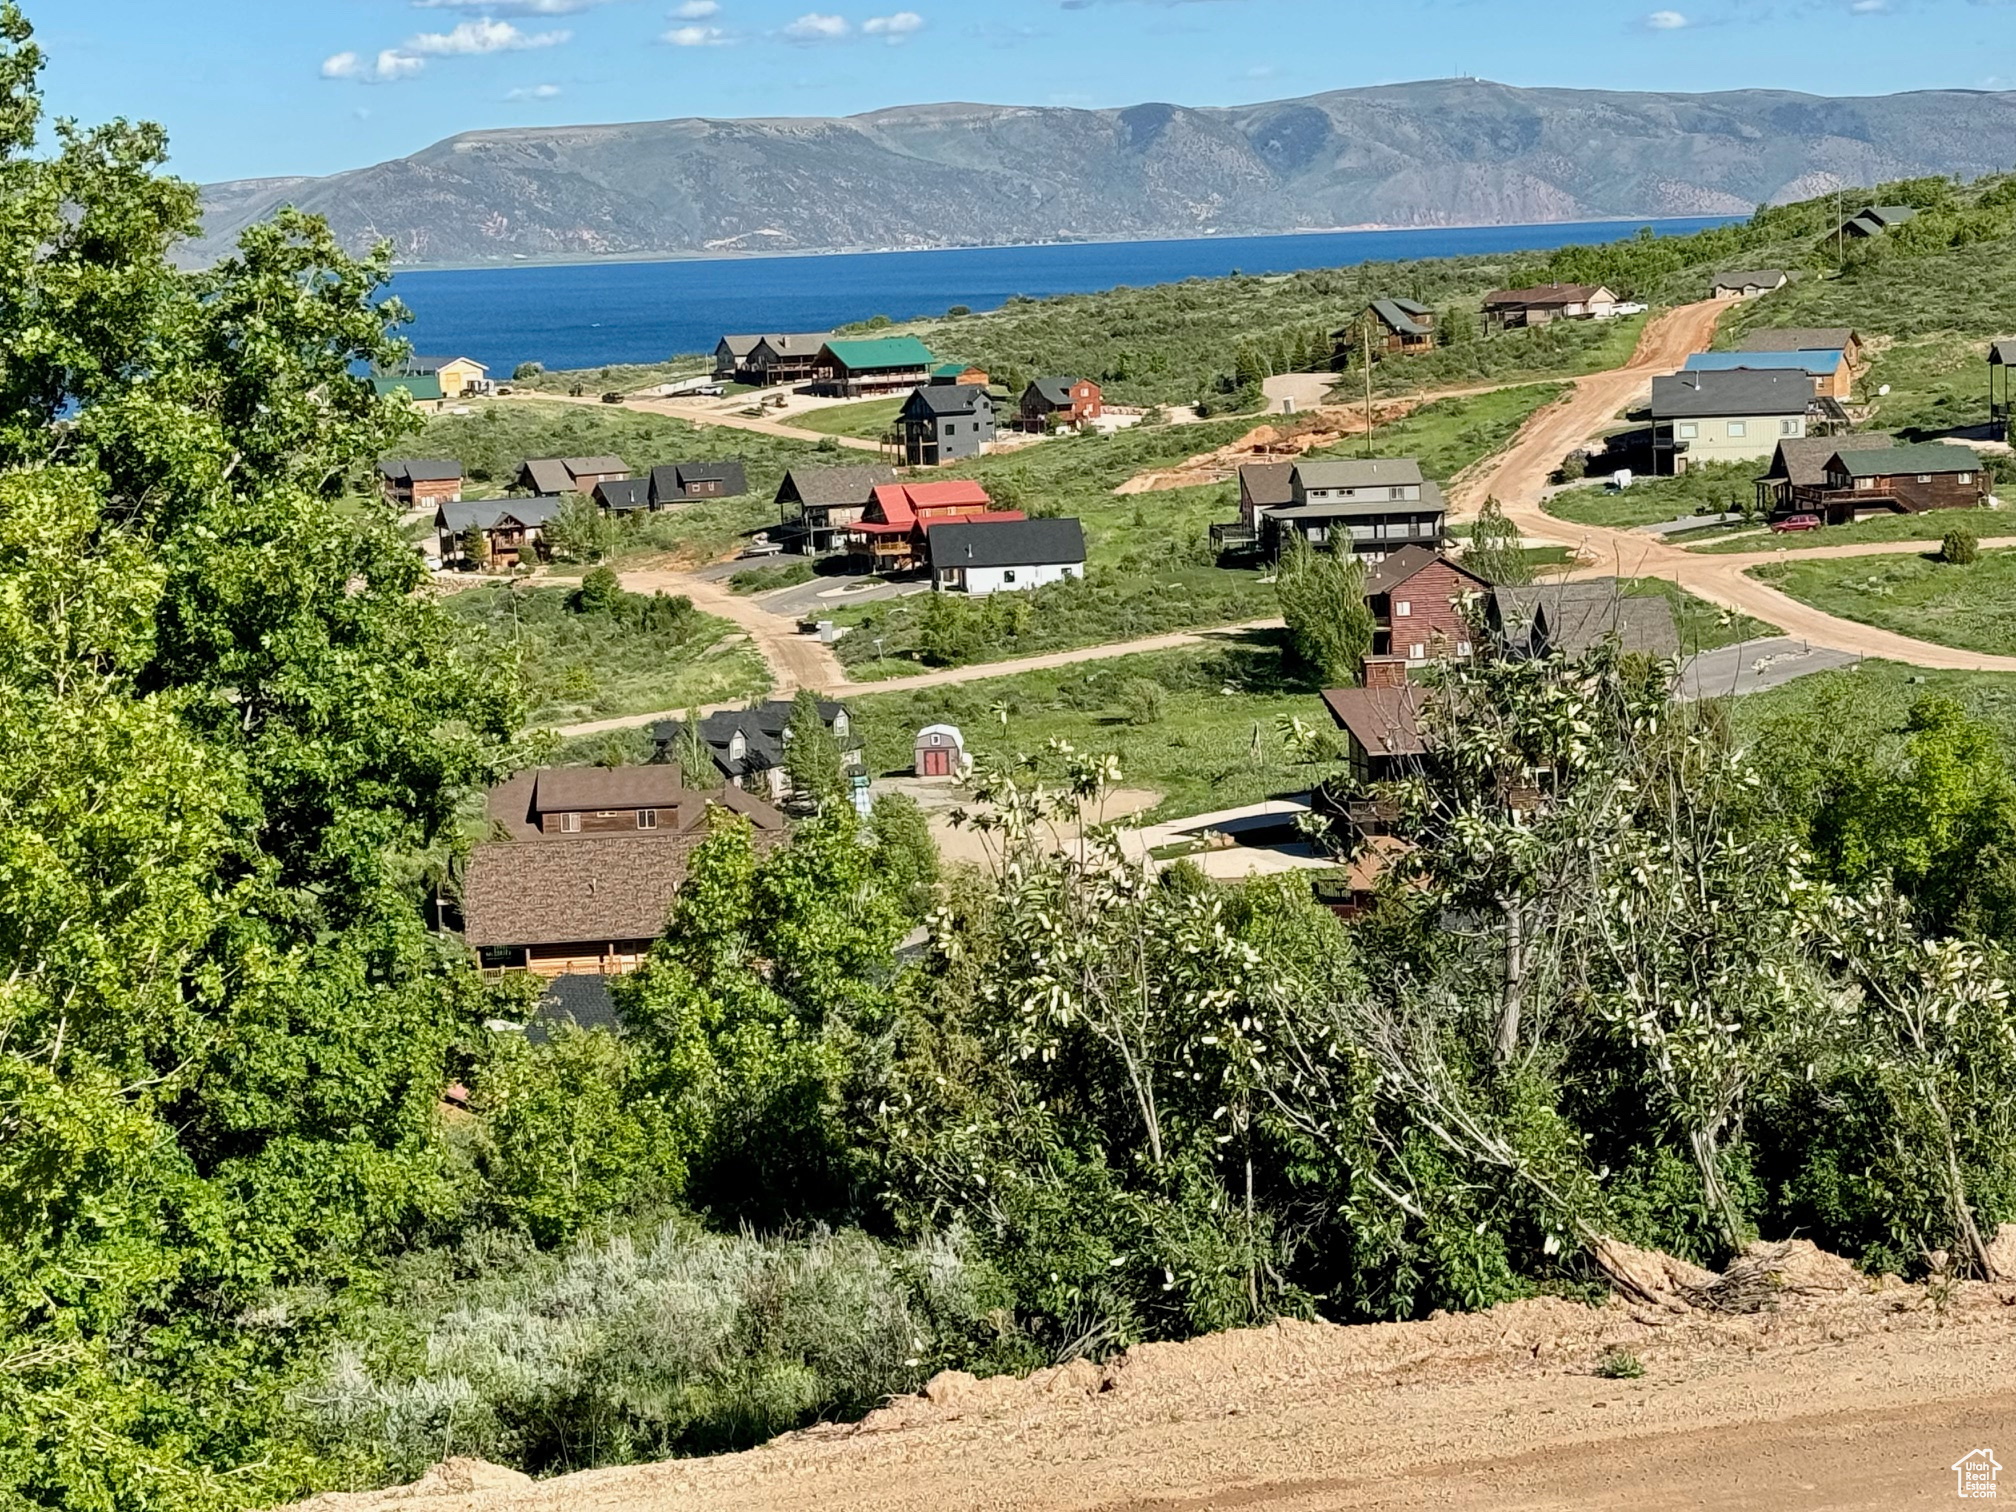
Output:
[[187, 79, 2016, 269]]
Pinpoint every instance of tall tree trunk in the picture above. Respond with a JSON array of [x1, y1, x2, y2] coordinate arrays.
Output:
[[1495, 896, 1525, 1065]]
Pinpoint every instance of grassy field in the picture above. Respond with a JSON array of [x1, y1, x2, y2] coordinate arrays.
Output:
[[846, 638, 1350, 822], [1731, 659, 2016, 760], [1751, 547, 2016, 656], [506, 357, 712, 396], [1686, 505, 2016, 554], [791, 397, 905, 439], [1543, 461, 1760, 530], [1621, 577, 1778, 652], [441, 583, 771, 728], [1304, 384, 1566, 480]]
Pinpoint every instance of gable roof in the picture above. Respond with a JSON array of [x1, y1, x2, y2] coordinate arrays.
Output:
[[488, 765, 788, 844], [379, 457, 463, 482], [751, 331, 834, 358], [872, 480, 993, 523], [1239, 461, 1298, 508], [1685, 349, 1843, 376], [595, 477, 653, 511], [904, 383, 992, 417], [649, 700, 854, 781], [928, 517, 1085, 570], [437, 498, 566, 533], [820, 335, 933, 371], [1368, 297, 1434, 336], [1991, 340, 2016, 367], [1738, 327, 1861, 354], [776, 463, 898, 507], [1711, 269, 1787, 291], [1363, 545, 1487, 599], [370, 374, 444, 402], [717, 334, 764, 358], [650, 461, 749, 500], [399, 355, 486, 374], [562, 455, 626, 476], [518, 458, 575, 495], [1024, 376, 1088, 407], [1651, 369, 1813, 419], [1293, 457, 1426, 491], [1763, 432, 1893, 488], [1492, 581, 1679, 659], [1864, 205, 1919, 226], [1825, 441, 1982, 478], [1319, 686, 1426, 758], [1482, 283, 1614, 310]]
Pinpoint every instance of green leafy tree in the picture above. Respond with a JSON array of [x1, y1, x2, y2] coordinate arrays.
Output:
[[545, 492, 618, 563], [784, 687, 846, 804], [571, 563, 625, 615], [1274, 535, 1374, 686], [1461, 497, 1533, 585]]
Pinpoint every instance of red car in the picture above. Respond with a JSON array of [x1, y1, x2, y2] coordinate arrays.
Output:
[[1771, 513, 1823, 534]]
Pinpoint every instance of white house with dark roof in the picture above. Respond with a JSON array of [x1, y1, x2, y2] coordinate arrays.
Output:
[[1650, 370, 1814, 474], [928, 517, 1085, 595]]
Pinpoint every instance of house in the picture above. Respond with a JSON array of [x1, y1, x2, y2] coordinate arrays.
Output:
[[1755, 432, 1894, 515], [1319, 686, 1427, 785], [436, 497, 565, 570], [594, 477, 653, 514], [1362, 546, 1488, 664], [929, 517, 1086, 596], [775, 463, 899, 554], [1683, 348, 1852, 401], [1835, 204, 1918, 240], [378, 458, 463, 509], [391, 355, 489, 400], [715, 331, 834, 385], [811, 336, 934, 397], [650, 700, 861, 801], [650, 461, 748, 503], [1736, 327, 1865, 367], [1224, 457, 1446, 561], [914, 724, 967, 777], [930, 362, 990, 386], [1789, 442, 1988, 523], [1489, 582, 1681, 660], [1650, 370, 1814, 474], [894, 384, 996, 466], [516, 456, 629, 496], [1710, 270, 1788, 300], [1340, 298, 1437, 358], [1311, 835, 1417, 922], [369, 373, 445, 410], [850, 480, 1018, 573], [1481, 283, 1620, 331], [461, 766, 787, 976], [1019, 377, 1103, 431]]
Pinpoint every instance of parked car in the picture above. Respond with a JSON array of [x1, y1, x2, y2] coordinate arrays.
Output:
[[1771, 513, 1823, 534], [1614, 301, 1649, 316], [601, 392, 626, 405]]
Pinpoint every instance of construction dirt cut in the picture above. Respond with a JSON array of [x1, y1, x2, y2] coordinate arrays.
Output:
[[299, 1236, 2016, 1512]]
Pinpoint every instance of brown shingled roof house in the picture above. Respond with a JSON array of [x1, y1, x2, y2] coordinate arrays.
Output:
[[462, 766, 786, 977]]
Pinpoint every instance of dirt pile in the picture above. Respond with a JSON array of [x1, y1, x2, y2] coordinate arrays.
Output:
[[288, 1234, 2016, 1512], [1113, 404, 1426, 495]]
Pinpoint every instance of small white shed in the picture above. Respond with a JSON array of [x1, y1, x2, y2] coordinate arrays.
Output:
[[914, 724, 967, 778]]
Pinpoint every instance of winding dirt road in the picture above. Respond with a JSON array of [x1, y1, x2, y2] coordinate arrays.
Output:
[[1452, 300, 2016, 672]]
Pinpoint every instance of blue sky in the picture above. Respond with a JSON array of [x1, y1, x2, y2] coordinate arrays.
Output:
[[37, 0, 2016, 184]]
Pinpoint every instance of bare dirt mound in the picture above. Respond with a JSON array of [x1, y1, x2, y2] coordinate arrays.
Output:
[[1114, 404, 1425, 495], [290, 1233, 2016, 1512]]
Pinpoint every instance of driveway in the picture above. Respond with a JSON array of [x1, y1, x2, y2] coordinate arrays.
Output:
[[1679, 638, 1863, 700], [1450, 300, 2016, 672]]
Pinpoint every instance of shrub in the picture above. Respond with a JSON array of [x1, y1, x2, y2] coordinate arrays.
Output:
[[512, 361, 544, 381], [1119, 677, 1169, 726], [729, 560, 815, 594], [1942, 527, 1979, 565], [1594, 1349, 1645, 1380], [570, 565, 624, 615], [1558, 450, 1588, 482]]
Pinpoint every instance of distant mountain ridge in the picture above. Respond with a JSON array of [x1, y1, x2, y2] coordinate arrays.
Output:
[[187, 79, 2016, 269]]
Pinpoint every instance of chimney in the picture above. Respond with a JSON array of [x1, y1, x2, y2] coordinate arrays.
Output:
[[1362, 655, 1412, 689]]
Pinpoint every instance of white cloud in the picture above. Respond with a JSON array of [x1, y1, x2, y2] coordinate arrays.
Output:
[[413, 0, 612, 12], [783, 11, 850, 40], [672, 0, 721, 16], [663, 22, 731, 42], [863, 10, 924, 38], [322, 48, 427, 82], [407, 17, 571, 54], [508, 83, 564, 98], [1643, 9, 1689, 26], [1849, 0, 1886, 11]]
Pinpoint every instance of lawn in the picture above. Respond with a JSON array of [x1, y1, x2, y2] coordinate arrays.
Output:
[[791, 397, 905, 440], [1732, 659, 2016, 761], [1544, 461, 1759, 530], [1301, 385, 1566, 482], [507, 356, 711, 396], [441, 582, 771, 728], [1751, 547, 2016, 656], [844, 638, 1352, 823], [1687, 505, 2016, 554]]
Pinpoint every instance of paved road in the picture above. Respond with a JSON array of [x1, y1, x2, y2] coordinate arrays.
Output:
[[1452, 300, 2016, 672], [1678, 637, 1863, 700]]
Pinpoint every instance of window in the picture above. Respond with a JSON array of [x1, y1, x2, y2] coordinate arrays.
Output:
[[637, 809, 658, 831], [559, 812, 581, 833], [1407, 643, 1426, 660], [1918, 475, 1934, 484], [1676, 423, 1698, 440], [1457, 640, 1473, 657], [1781, 419, 1800, 436], [1960, 473, 1974, 484], [1389, 486, 1407, 500], [1725, 421, 1747, 438], [1395, 600, 1412, 618], [1003, 569, 1018, 584]]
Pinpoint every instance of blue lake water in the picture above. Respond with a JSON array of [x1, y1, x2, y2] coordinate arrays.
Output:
[[386, 218, 1737, 374]]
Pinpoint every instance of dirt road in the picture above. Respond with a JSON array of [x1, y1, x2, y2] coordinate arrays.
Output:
[[1453, 301, 2016, 672], [618, 567, 847, 696], [304, 1242, 2016, 1512], [505, 391, 884, 451]]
